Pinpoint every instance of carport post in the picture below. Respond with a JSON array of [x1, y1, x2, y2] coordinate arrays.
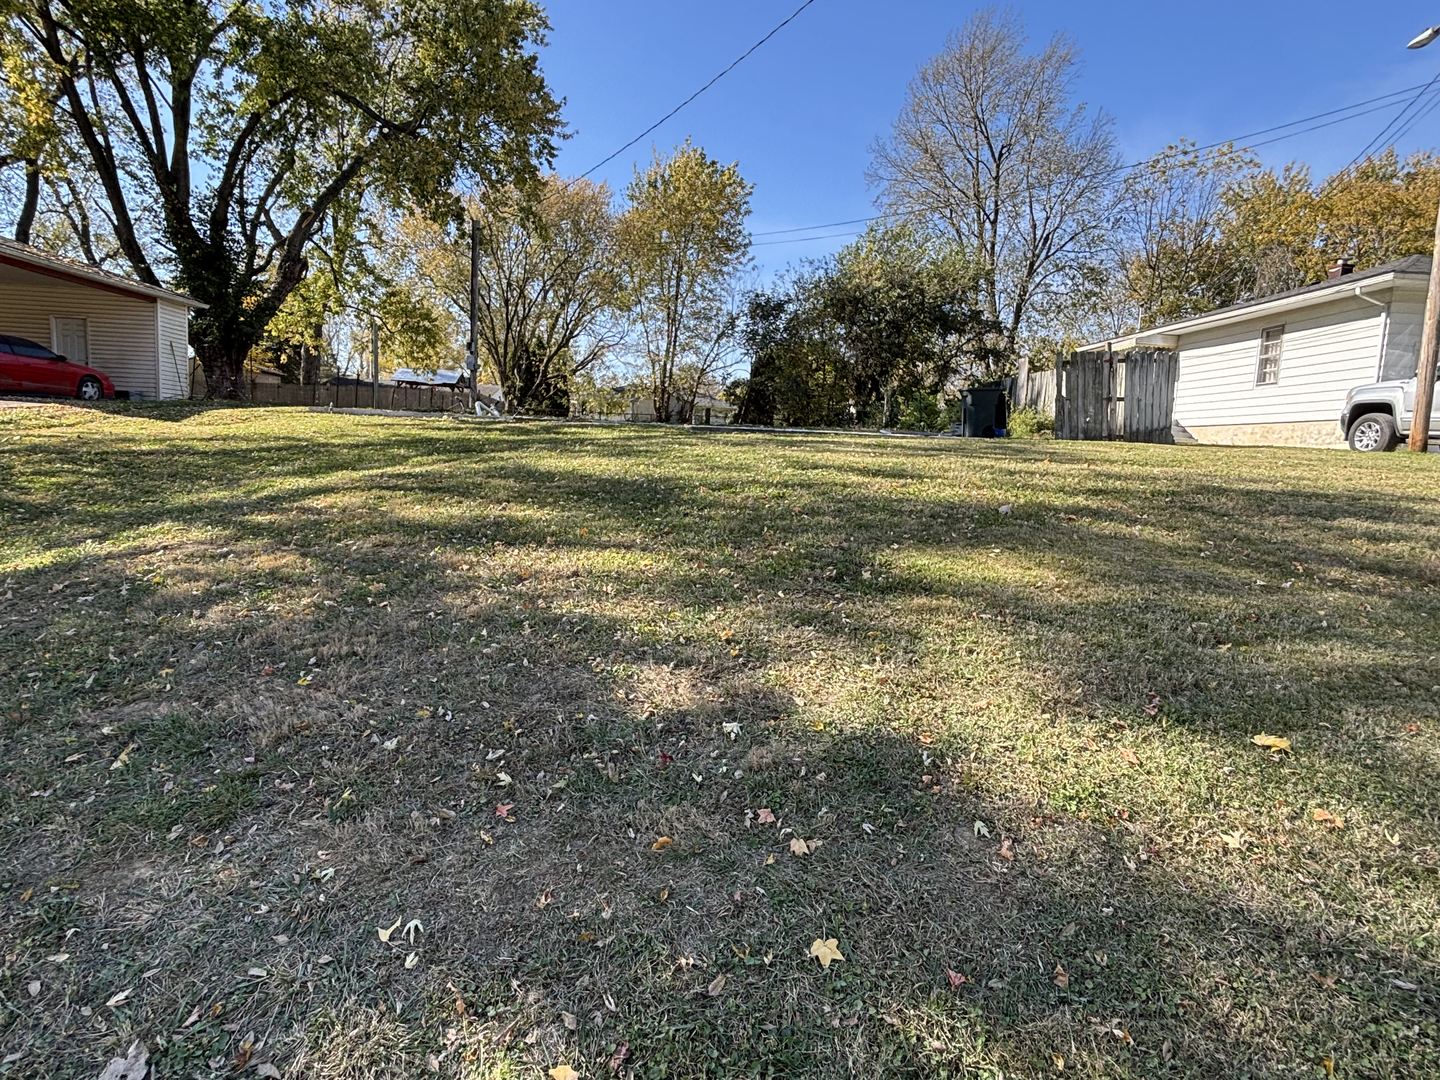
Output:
[[370, 319, 380, 409]]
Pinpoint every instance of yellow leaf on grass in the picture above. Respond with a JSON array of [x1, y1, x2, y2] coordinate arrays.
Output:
[[549, 1066, 580, 1080], [377, 918, 401, 944], [808, 938, 844, 969], [650, 836, 673, 851], [1312, 808, 1345, 829], [1251, 734, 1291, 752], [1217, 829, 1250, 851]]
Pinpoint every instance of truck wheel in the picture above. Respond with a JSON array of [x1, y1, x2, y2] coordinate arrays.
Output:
[[1348, 412, 1396, 452]]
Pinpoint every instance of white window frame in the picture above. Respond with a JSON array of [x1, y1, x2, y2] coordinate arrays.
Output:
[[1255, 324, 1284, 386]]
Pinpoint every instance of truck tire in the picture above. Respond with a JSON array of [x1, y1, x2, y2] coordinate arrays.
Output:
[[1347, 412, 1397, 452]]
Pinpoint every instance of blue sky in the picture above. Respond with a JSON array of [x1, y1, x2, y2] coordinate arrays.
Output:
[[539, 1, 1440, 278]]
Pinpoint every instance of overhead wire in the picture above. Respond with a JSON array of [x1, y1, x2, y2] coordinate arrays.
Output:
[[578, 0, 820, 180], [749, 83, 1440, 247], [1341, 69, 1440, 173]]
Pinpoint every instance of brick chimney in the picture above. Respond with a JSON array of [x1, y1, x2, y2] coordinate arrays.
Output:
[[1327, 256, 1356, 279]]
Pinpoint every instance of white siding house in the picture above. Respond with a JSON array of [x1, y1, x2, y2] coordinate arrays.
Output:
[[1083, 256, 1431, 446], [0, 238, 203, 399]]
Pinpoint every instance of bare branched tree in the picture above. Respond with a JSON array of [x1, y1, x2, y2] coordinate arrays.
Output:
[[869, 7, 1119, 360]]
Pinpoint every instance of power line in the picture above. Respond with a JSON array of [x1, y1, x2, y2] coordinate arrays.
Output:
[[1342, 70, 1440, 173], [1388, 86, 1440, 151], [749, 82, 1435, 247], [579, 0, 820, 180]]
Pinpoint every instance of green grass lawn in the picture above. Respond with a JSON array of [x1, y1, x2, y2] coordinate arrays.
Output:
[[1, 404, 1437, 1079]]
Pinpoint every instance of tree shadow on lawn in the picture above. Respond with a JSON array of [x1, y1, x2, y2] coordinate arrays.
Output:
[[2, 416, 1438, 1076]]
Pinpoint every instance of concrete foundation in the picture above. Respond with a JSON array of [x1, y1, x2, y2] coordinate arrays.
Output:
[[1177, 420, 1344, 448]]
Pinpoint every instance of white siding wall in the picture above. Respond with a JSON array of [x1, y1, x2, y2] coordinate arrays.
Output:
[[1382, 291, 1426, 381], [155, 300, 192, 398], [0, 280, 159, 397], [1172, 295, 1386, 429]]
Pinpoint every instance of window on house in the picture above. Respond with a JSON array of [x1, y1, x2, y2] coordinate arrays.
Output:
[[1256, 325, 1283, 385]]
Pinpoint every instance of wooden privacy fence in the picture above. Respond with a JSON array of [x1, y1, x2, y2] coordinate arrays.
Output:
[[242, 380, 468, 413], [1055, 349, 1177, 442], [1014, 368, 1057, 414]]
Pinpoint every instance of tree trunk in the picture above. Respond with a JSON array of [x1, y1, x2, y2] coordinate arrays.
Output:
[[14, 160, 40, 244]]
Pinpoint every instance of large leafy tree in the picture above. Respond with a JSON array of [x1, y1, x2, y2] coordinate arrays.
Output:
[[1226, 149, 1440, 294], [397, 175, 621, 412], [1, 0, 561, 396], [739, 224, 1003, 428], [617, 141, 752, 423], [869, 7, 1119, 362], [1108, 142, 1259, 329]]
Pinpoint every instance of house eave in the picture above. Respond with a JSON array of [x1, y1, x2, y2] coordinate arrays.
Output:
[[0, 244, 207, 309], [1081, 270, 1427, 351]]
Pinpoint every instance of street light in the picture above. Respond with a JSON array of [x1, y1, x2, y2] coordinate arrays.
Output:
[[1405, 25, 1440, 451], [1409, 26, 1440, 49]]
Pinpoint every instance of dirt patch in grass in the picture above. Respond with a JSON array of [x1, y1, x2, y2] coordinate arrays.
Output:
[[1, 404, 1437, 1078]]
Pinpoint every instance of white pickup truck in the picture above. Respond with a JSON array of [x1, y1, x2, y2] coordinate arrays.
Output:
[[1339, 377, 1440, 451]]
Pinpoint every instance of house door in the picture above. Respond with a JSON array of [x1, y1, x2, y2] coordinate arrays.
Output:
[[53, 317, 89, 363]]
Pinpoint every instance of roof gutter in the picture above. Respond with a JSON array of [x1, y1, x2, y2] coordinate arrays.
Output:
[[1353, 281, 1388, 309]]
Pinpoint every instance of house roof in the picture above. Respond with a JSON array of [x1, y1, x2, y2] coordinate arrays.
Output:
[[0, 237, 206, 309], [1082, 255, 1432, 350]]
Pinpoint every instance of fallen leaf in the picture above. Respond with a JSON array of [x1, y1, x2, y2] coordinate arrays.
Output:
[[105, 988, 133, 1009], [561, 1011, 578, 1031], [1251, 733, 1291, 752], [1311, 808, 1344, 829], [998, 837, 1015, 861], [45, 953, 68, 963], [255, 1066, 282, 1079], [1053, 964, 1069, 989], [706, 973, 726, 996], [1217, 828, 1250, 851], [1118, 747, 1140, 766], [405, 952, 419, 969], [95, 1040, 148, 1080], [1321, 1055, 1335, 1078], [381, 737, 399, 751], [764, 853, 776, 865], [110, 742, 136, 770], [1053, 1052, 1066, 1071], [945, 968, 968, 989], [756, 808, 776, 825], [1142, 692, 1161, 718], [549, 1066, 580, 1080], [607, 1041, 630, 1073], [495, 803, 515, 820], [650, 836, 673, 852], [789, 837, 812, 856], [377, 918, 402, 944], [808, 938, 844, 969], [26, 980, 39, 998]]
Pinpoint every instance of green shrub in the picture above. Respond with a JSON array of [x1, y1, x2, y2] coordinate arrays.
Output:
[[1007, 407, 1054, 438]]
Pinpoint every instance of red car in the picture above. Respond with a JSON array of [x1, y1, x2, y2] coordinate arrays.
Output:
[[0, 334, 116, 400]]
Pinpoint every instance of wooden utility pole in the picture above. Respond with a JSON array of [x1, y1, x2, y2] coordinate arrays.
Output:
[[1409, 202, 1440, 451], [370, 319, 380, 409], [468, 219, 480, 412]]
